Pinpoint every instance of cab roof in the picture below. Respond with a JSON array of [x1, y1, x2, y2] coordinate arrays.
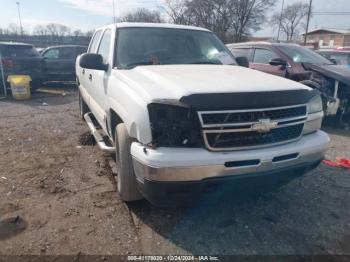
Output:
[[0, 42, 33, 46], [97, 22, 211, 32]]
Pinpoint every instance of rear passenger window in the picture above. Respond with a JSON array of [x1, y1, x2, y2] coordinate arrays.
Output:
[[230, 48, 252, 61], [253, 48, 279, 64], [97, 29, 112, 63], [89, 30, 102, 54]]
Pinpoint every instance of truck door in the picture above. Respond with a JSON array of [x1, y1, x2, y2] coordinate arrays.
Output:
[[78, 30, 103, 112], [251, 48, 286, 77], [87, 28, 113, 130]]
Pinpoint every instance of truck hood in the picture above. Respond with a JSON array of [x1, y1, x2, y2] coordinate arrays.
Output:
[[115, 65, 310, 102], [303, 63, 350, 86]]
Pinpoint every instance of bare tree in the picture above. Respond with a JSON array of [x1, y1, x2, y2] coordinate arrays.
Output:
[[45, 23, 70, 39], [57, 24, 70, 38], [230, 0, 275, 42], [180, 0, 273, 43], [164, 0, 188, 24], [33, 25, 48, 36], [46, 23, 60, 38], [8, 23, 20, 35], [85, 30, 94, 38], [271, 2, 310, 41], [122, 8, 164, 23], [183, 0, 237, 42], [73, 29, 83, 38]]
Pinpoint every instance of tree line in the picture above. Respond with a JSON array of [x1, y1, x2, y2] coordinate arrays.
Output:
[[123, 0, 311, 43], [0, 23, 94, 39], [0, 0, 311, 44]]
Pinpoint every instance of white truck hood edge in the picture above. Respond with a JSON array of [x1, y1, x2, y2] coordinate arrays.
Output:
[[115, 65, 310, 102]]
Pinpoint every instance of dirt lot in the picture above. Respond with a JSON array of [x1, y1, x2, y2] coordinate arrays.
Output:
[[0, 89, 350, 257]]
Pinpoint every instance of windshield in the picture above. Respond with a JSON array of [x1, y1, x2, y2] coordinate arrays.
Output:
[[0, 45, 40, 58], [278, 45, 333, 65], [116, 28, 236, 69]]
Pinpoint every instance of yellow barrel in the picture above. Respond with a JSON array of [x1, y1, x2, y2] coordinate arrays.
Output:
[[7, 75, 32, 100]]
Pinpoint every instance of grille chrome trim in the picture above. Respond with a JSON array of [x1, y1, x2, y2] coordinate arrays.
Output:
[[198, 104, 307, 128], [198, 104, 308, 152], [202, 120, 307, 134]]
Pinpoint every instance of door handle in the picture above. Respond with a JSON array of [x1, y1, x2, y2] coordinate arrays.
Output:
[[89, 74, 92, 81], [82, 69, 85, 75]]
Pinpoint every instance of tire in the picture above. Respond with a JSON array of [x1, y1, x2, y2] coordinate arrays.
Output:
[[115, 123, 143, 202], [79, 91, 89, 120]]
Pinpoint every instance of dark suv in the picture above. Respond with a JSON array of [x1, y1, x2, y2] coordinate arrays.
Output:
[[0, 42, 45, 93], [227, 42, 350, 129]]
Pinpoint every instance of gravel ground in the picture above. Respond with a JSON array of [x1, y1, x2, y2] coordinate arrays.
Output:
[[0, 89, 350, 257]]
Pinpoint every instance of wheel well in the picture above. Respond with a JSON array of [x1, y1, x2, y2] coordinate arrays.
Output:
[[110, 109, 123, 140]]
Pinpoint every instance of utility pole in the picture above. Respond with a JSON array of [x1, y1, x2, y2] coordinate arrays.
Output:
[[16, 2, 24, 35], [277, 0, 285, 41], [112, 0, 116, 23], [304, 0, 313, 45]]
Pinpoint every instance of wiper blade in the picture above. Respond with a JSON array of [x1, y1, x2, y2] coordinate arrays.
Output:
[[125, 61, 160, 69], [190, 61, 221, 65]]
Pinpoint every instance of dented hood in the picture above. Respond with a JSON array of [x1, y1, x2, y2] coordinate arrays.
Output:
[[303, 63, 350, 86], [115, 64, 310, 102]]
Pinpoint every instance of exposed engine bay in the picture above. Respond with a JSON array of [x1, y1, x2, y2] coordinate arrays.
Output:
[[301, 63, 350, 130]]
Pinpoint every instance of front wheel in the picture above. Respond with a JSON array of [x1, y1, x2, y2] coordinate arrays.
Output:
[[115, 123, 143, 202]]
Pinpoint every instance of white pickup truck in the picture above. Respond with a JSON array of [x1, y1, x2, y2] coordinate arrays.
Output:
[[76, 23, 330, 206]]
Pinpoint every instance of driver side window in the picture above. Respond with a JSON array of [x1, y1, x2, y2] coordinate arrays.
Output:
[[253, 48, 279, 64], [43, 48, 59, 59]]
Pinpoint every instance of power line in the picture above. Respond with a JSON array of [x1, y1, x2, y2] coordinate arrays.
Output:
[[313, 13, 350, 15]]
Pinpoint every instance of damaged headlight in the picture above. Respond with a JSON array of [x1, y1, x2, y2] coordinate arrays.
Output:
[[304, 95, 324, 135], [148, 103, 202, 148], [307, 95, 323, 114]]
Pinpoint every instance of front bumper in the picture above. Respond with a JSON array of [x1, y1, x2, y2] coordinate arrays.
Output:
[[131, 131, 330, 183]]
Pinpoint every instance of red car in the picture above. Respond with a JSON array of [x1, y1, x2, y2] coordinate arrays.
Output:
[[228, 42, 350, 129]]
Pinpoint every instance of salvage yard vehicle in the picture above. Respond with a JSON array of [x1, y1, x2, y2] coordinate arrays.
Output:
[[0, 42, 45, 91], [317, 50, 350, 68], [227, 42, 350, 129], [76, 23, 330, 206], [41, 45, 87, 82]]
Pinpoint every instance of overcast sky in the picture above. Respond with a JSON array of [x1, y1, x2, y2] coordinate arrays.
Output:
[[0, 0, 349, 37]]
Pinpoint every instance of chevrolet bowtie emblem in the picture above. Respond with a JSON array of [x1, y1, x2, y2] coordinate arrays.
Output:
[[252, 119, 278, 133]]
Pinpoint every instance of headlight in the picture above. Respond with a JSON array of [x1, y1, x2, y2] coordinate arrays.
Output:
[[304, 96, 324, 135], [307, 95, 323, 114], [148, 103, 202, 147], [303, 117, 323, 135]]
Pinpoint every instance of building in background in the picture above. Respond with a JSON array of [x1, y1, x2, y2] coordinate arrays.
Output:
[[302, 28, 350, 49]]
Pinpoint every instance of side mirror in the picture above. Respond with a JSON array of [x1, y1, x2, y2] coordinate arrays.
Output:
[[235, 56, 250, 68], [269, 58, 288, 67], [79, 53, 108, 71]]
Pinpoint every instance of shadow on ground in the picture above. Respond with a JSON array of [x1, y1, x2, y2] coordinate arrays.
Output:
[[128, 165, 350, 255]]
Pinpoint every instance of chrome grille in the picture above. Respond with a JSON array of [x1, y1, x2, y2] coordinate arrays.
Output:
[[198, 105, 307, 151]]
